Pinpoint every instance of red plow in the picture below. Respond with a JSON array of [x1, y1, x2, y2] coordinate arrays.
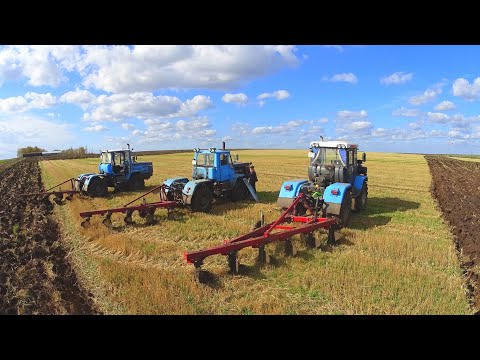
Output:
[[79, 184, 181, 228], [20, 178, 80, 205], [185, 193, 340, 281]]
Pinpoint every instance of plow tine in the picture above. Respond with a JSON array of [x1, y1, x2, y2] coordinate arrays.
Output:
[[80, 217, 91, 228], [123, 210, 134, 225], [54, 193, 64, 205], [102, 212, 113, 229]]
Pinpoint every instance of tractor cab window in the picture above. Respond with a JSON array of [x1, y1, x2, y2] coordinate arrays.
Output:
[[317, 148, 346, 166], [100, 152, 112, 164], [197, 153, 214, 167], [113, 152, 125, 165], [220, 153, 229, 166]]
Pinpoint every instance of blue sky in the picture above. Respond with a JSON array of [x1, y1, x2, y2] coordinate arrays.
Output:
[[1, 45, 480, 159]]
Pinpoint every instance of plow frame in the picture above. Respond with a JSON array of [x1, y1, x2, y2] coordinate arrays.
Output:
[[79, 183, 182, 227], [184, 193, 339, 275], [20, 178, 80, 204]]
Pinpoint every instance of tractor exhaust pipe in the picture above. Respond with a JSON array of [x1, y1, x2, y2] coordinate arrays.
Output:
[[222, 141, 226, 150]]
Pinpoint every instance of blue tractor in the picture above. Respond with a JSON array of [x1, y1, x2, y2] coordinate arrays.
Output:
[[277, 139, 368, 227], [74, 144, 153, 197], [163, 143, 256, 212]]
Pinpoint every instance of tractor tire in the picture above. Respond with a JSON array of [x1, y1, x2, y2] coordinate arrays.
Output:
[[87, 177, 107, 197], [127, 174, 145, 191], [355, 182, 368, 211], [337, 188, 352, 228], [190, 185, 213, 212], [231, 179, 248, 202]]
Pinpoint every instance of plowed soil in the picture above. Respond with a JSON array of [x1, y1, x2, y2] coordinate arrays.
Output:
[[426, 156, 480, 312], [0, 159, 98, 314]]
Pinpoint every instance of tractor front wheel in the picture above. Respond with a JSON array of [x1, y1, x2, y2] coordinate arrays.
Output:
[[355, 182, 368, 211], [231, 179, 248, 202], [190, 185, 213, 212], [87, 177, 107, 197], [128, 174, 145, 191], [337, 189, 352, 228]]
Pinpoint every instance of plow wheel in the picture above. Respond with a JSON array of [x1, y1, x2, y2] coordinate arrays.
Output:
[[123, 210, 134, 225], [227, 252, 239, 273], [80, 217, 91, 228], [102, 212, 113, 229], [54, 193, 64, 205]]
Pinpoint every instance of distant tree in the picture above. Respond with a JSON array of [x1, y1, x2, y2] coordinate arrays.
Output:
[[17, 146, 47, 157], [61, 146, 89, 155]]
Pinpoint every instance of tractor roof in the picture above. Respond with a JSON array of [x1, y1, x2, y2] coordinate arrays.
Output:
[[310, 140, 357, 149], [196, 148, 230, 154], [102, 149, 130, 153]]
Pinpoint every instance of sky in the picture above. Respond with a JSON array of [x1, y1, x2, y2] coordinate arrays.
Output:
[[1, 45, 480, 159]]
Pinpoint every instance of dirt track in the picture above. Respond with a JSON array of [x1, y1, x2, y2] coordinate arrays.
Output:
[[427, 156, 480, 313], [0, 159, 98, 314]]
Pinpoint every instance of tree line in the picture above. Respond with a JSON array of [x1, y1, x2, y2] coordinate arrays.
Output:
[[17, 146, 89, 157]]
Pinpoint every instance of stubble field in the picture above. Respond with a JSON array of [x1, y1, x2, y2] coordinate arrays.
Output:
[[37, 150, 472, 314]]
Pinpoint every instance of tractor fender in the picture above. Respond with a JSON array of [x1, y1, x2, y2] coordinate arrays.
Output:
[[276, 179, 309, 208], [182, 179, 212, 205], [230, 173, 246, 186], [82, 174, 106, 192], [353, 175, 368, 191], [163, 177, 189, 188], [323, 182, 352, 215]]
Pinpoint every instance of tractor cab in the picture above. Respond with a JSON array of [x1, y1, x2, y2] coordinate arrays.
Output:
[[308, 140, 367, 186], [99, 149, 134, 176], [192, 148, 237, 182]]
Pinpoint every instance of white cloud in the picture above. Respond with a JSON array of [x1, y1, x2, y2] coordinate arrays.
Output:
[[121, 123, 135, 130], [409, 84, 444, 105], [61, 90, 213, 122], [336, 110, 368, 120], [434, 100, 455, 111], [251, 119, 311, 135], [452, 77, 480, 100], [257, 90, 290, 101], [323, 45, 344, 52], [0, 115, 74, 157], [0, 45, 299, 93], [0, 92, 56, 112], [380, 72, 413, 85], [221, 136, 233, 142], [83, 125, 108, 132], [60, 89, 96, 110], [426, 112, 449, 124], [80, 45, 299, 93], [221, 93, 248, 104], [318, 117, 329, 124], [392, 107, 420, 117], [232, 122, 251, 135], [324, 73, 358, 84]]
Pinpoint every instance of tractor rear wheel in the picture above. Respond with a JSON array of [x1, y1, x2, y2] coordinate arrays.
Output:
[[87, 177, 107, 197], [231, 179, 248, 201], [128, 174, 145, 191], [337, 189, 352, 228], [190, 185, 213, 212], [355, 182, 368, 211]]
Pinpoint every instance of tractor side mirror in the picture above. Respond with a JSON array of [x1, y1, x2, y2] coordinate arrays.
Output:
[[362, 152, 367, 162]]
